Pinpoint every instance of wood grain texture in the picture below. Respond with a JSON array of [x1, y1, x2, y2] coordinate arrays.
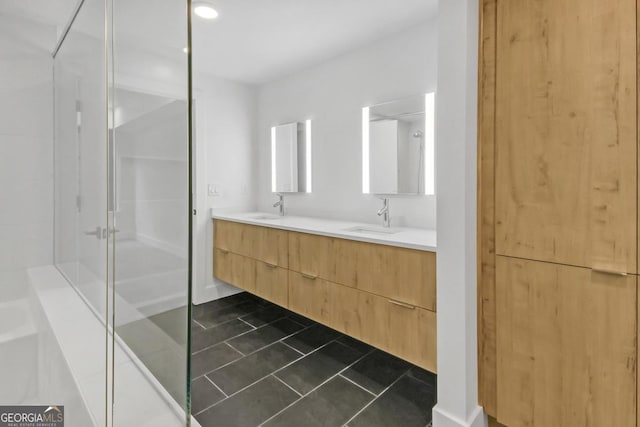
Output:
[[494, 0, 637, 273], [254, 261, 288, 307], [488, 417, 507, 427], [213, 248, 256, 293], [358, 291, 437, 373], [289, 231, 436, 311], [288, 269, 436, 373], [287, 270, 361, 338], [496, 256, 636, 427], [478, 0, 498, 416], [214, 220, 289, 268]]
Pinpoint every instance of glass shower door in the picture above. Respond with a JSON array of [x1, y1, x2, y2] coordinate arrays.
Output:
[[108, 0, 192, 425], [54, 0, 192, 425], [54, 0, 110, 424]]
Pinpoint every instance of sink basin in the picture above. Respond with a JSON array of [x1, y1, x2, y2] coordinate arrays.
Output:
[[247, 214, 281, 221], [343, 226, 400, 235]]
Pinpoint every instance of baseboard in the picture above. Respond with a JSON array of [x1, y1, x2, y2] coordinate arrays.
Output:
[[432, 405, 486, 427]]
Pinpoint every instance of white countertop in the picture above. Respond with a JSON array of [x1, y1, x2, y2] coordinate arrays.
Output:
[[211, 211, 436, 252]]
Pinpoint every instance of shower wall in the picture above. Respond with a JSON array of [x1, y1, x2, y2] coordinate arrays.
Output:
[[0, 14, 55, 296], [0, 7, 94, 427]]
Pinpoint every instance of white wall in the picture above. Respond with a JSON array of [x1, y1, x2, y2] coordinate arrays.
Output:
[[116, 101, 189, 256], [192, 74, 258, 303], [0, 16, 55, 299], [256, 21, 437, 229], [432, 0, 485, 426]]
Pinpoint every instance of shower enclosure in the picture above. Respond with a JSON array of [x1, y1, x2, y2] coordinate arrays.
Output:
[[0, 0, 192, 426]]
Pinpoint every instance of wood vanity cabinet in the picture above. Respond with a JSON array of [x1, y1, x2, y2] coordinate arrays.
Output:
[[213, 248, 256, 293], [289, 231, 437, 311], [254, 261, 288, 307], [214, 219, 437, 372], [479, 0, 639, 424], [214, 220, 288, 268]]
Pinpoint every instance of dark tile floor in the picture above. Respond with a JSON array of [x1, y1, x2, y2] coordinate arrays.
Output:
[[191, 292, 437, 427]]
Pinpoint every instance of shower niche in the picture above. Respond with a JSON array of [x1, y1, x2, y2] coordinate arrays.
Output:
[[362, 94, 435, 195]]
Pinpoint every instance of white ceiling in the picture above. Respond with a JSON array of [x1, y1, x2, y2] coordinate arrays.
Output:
[[0, 0, 438, 86], [192, 0, 438, 84], [0, 0, 79, 43]]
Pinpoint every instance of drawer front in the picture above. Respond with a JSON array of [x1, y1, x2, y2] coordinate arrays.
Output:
[[356, 243, 436, 312], [288, 232, 349, 284], [289, 230, 436, 311], [288, 270, 436, 373], [288, 270, 332, 324], [255, 261, 288, 307], [213, 248, 256, 292], [358, 291, 437, 373], [214, 220, 288, 267]]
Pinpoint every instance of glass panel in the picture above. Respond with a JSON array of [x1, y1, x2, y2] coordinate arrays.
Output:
[[110, 0, 191, 424], [53, 0, 109, 425]]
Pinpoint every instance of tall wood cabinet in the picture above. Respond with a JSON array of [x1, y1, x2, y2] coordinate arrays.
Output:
[[479, 0, 639, 424]]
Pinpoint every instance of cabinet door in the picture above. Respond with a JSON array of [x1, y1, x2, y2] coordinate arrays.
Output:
[[496, 256, 636, 427], [213, 248, 256, 292], [215, 220, 288, 267], [255, 261, 288, 307], [358, 292, 437, 373], [494, 0, 637, 272]]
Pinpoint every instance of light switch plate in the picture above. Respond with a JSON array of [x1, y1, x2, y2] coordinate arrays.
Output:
[[208, 184, 220, 196]]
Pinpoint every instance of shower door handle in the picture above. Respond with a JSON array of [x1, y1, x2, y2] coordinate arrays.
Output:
[[84, 226, 102, 240]]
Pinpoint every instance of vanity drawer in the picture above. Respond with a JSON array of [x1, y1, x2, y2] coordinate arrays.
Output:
[[255, 261, 288, 307], [287, 271, 362, 338], [288, 270, 436, 372], [288, 232, 354, 285], [213, 248, 256, 292], [358, 291, 437, 373], [354, 242, 436, 312], [215, 220, 288, 267], [289, 230, 436, 311]]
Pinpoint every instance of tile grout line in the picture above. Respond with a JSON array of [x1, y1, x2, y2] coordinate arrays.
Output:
[[196, 340, 317, 411], [193, 377, 230, 417], [279, 340, 305, 356], [341, 368, 412, 427], [191, 321, 263, 356], [193, 294, 437, 425], [219, 322, 311, 360], [338, 374, 377, 397], [259, 341, 376, 426], [194, 301, 265, 330], [192, 318, 207, 330], [205, 375, 228, 398], [237, 317, 259, 329], [271, 374, 303, 397], [224, 340, 246, 356], [202, 338, 344, 415]]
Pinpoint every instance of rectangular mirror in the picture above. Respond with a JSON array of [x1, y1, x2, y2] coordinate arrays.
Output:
[[363, 93, 435, 195], [271, 120, 312, 193]]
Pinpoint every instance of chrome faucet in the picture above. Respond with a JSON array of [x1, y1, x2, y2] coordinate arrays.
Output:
[[377, 198, 390, 228], [273, 193, 285, 216]]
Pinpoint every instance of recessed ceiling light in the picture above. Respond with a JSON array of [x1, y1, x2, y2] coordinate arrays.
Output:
[[183, 47, 189, 54], [193, 2, 219, 19]]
